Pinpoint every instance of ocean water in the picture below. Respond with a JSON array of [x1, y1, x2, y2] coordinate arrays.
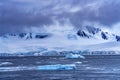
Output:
[[0, 55, 120, 80]]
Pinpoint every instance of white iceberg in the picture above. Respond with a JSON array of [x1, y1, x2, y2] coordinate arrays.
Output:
[[37, 64, 76, 70], [0, 67, 24, 72], [0, 62, 13, 66], [0, 64, 76, 72], [74, 61, 82, 64], [65, 53, 85, 59]]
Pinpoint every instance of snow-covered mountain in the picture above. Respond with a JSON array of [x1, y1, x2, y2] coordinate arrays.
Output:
[[77, 26, 120, 42], [1, 26, 120, 41], [2, 32, 52, 40], [0, 26, 120, 53]]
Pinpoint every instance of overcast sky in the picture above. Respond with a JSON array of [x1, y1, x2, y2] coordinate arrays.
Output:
[[0, 0, 120, 34]]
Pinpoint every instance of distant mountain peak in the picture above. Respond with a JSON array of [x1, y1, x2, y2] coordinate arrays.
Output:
[[1, 32, 51, 40], [77, 26, 120, 42], [0, 26, 120, 42]]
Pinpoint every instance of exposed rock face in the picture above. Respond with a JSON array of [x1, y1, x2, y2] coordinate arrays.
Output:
[[19, 33, 27, 38], [77, 30, 89, 38], [116, 35, 120, 41], [101, 32, 108, 40], [77, 26, 120, 41], [35, 34, 49, 39], [1, 33, 51, 39]]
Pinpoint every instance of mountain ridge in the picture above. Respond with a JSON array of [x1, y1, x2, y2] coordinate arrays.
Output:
[[1, 26, 120, 42]]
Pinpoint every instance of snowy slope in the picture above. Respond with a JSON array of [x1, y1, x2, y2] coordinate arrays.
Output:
[[0, 25, 120, 53]]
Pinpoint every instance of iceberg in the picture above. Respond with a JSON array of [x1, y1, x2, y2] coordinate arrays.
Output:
[[0, 64, 76, 72], [74, 61, 82, 64], [0, 67, 25, 72], [65, 53, 85, 59], [37, 64, 76, 70], [0, 62, 13, 66]]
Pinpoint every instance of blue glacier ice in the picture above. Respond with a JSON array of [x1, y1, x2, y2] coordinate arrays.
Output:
[[65, 53, 85, 59], [0, 64, 76, 72], [37, 64, 76, 70]]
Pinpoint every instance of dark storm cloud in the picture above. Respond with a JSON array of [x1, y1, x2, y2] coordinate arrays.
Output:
[[97, 2, 120, 25], [0, 0, 120, 34], [0, 0, 54, 34], [58, 0, 120, 27]]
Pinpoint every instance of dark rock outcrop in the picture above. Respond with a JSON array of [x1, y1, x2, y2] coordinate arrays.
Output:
[[77, 30, 89, 38], [116, 35, 120, 41], [101, 32, 108, 40]]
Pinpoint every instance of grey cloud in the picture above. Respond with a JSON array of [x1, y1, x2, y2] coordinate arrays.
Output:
[[97, 1, 120, 25], [56, 0, 120, 28], [0, 0, 120, 34]]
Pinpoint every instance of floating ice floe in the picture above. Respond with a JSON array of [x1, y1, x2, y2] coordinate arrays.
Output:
[[74, 61, 82, 64], [0, 66, 34, 72], [0, 62, 13, 66], [0, 64, 76, 72], [37, 64, 76, 70], [65, 54, 85, 59]]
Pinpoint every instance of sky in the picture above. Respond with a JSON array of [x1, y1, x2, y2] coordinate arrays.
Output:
[[0, 0, 120, 34]]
